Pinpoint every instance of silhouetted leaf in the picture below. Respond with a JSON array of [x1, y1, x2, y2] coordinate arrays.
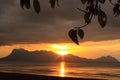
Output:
[[93, 8, 99, 15], [118, 0, 120, 3], [25, 0, 30, 9], [33, 0, 40, 14], [86, 4, 94, 13], [20, 0, 25, 9], [57, 0, 59, 7], [98, 10, 107, 28], [99, 0, 105, 4], [109, 0, 112, 3], [78, 29, 84, 40], [81, 0, 88, 4], [68, 29, 79, 45], [84, 12, 91, 24], [113, 4, 120, 16], [49, 0, 56, 8], [87, 0, 94, 5]]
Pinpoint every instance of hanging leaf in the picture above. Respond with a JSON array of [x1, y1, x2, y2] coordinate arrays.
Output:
[[81, 0, 88, 4], [87, 0, 94, 5], [57, 0, 59, 7], [99, 0, 105, 4], [118, 0, 120, 3], [20, 0, 25, 9], [78, 29, 84, 40], [68, 29, 79, 45], [84, 12, 91, 24], [98, 10, 107, 28], [86, 4, 94, 12], [113, 4, 120, 16], [109, 0, 112, 3], [49, 0, 56, 8], [33, 0, 40, 14], [93, 8, 99, 15], [25, 0, 30, 9]]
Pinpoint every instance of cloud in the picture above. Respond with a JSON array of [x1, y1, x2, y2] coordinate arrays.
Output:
[[0, 0, 120, 46]]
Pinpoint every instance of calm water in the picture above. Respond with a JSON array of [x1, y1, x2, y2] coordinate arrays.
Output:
[[0, 62, 120, 80]]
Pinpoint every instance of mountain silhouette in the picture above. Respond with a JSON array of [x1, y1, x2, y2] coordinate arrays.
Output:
[[95, 56, 119, 62], [0, 49, 119, 63], [0, 49, 61, 62]]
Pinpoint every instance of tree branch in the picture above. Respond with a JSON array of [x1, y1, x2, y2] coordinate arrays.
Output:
[[77, 8, 87, 13]]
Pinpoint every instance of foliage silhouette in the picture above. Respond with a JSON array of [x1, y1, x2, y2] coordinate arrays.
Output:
[[20, 0, 120, 45], [68, 29, 79, 45], [33, 0, 40, 13]]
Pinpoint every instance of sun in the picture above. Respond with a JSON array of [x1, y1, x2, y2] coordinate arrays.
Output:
[[50, 44, 69, 55], [58, 51, 68, 56]]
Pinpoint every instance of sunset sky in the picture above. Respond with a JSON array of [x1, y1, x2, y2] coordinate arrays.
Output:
[[0, 0, 120, 60]]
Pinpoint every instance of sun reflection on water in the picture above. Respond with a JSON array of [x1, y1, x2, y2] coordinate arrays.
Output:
[[60, 62, 65, 77]]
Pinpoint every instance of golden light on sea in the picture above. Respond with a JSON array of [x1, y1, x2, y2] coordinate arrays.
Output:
[[60, 62, 65, 77]]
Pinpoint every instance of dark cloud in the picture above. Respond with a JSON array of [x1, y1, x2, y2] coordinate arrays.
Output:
[[0, 0, 120, 46]]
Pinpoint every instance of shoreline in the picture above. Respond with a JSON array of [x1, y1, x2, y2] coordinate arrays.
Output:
[[0, 72, 106, 80]]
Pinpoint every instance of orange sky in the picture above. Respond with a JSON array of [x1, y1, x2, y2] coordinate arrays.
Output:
[[0, 39, 120, 61]]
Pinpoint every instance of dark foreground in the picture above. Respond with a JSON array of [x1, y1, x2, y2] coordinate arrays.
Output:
[[0, 72, 106, 80]]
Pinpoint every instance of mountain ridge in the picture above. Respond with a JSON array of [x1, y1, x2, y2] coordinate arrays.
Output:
[[0, 49, 119, 63]]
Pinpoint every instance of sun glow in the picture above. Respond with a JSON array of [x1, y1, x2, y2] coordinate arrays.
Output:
[[51, 44, 67, 50], [58, 51, 68, 55], [50, 44, 69, 55]]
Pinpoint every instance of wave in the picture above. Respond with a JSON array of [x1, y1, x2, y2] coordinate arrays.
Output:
[[95, 73, 120, 77]]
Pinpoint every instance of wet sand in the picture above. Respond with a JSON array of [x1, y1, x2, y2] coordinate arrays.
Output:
[[0, 72, 106, 80]]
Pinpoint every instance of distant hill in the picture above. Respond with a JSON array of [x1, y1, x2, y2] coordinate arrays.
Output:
[[0, 49, 119, 63], [0, 49, 61, 62], [95, 56, 119, 62]]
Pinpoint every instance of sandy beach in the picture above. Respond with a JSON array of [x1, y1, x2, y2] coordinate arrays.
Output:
[[0, 72, 106, 80]]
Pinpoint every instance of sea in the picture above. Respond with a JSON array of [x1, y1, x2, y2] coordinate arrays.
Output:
[[0, 62, 120, 80]]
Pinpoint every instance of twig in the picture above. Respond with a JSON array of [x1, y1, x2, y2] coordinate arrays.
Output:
[[74, 23, 89, 29], [77, 8, 87, 13]]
